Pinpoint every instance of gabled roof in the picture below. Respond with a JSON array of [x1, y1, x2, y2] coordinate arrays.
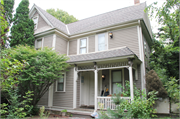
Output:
[[67, 47, 135, 63], [30, 2, 151, 36], [67, 2, 146, 35]]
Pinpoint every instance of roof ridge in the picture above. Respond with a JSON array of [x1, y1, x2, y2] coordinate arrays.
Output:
[[35, 4, 66, 26], [67, 2, 146, 25]]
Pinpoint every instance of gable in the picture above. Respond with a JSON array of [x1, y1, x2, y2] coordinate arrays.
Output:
[[31, 11, 52, 34]]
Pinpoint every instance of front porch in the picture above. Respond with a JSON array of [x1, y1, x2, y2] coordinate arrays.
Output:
[[74, 58, 141, 111]]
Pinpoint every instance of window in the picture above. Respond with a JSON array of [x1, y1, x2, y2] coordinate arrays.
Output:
[[96, 33, 107, 51], [112, 70, 122, 94], [56, 74, 66, 92], [36, 39, 42, 50], [79, 38, 87, 54], [33, 16, 38, 29]]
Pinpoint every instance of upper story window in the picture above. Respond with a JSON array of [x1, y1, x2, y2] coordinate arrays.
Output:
[[33, 16, 38, 29], [56, 74, 66, 92], [79, 38, 87, 54], [96, 33, 108, 51], [36, 39, 42, 50]]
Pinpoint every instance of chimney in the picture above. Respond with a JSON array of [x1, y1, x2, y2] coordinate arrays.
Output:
[[134, 0, 140, 4]]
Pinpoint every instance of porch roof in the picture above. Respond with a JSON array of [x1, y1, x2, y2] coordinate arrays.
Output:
[[67, 47, 135, 63]]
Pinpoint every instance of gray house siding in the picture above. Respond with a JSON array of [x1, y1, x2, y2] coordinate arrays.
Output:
[[109, 26, 139, 58], [69, 40, 77, 55], [88, 35, 95, 53], [43, 35, 53, 48], [33, 11, 52, 34], [37, 91, 48, 106], [55, 35, 67, 55], [53, 68, 74, 108]]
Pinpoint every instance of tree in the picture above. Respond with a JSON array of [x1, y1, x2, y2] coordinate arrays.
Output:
[[46, 8, 78, 24], [145, 0, 179, 81], [10, 0, 34, 47], [146, 70, 167, 98], [7, 45, 69, 106], [0, 0, 9, 48]]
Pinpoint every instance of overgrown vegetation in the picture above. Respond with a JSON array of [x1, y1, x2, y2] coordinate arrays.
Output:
[[4, 45, 69, 106], [146, 70, 167, 98], [99, 83, 158, 118]]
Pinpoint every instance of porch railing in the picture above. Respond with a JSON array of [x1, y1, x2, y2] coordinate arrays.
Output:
[[97, 96, 131, 110]]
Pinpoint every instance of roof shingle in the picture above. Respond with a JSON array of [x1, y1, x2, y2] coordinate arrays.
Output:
[[67, 47, 135, 63]]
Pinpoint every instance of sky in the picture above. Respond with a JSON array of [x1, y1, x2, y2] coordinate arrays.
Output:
[[13, 0, 166, 33]]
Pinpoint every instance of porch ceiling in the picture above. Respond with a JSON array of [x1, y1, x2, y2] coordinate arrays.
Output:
[[67, 46, 138, 64]]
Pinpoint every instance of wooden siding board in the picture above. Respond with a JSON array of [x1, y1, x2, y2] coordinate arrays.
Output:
[[33, 11, 52, 34], [109, 26, 139, 57], [43, 35, 53, 48], [55, 35, 67, 55], [69, 40, 77, 55], [53, 68, 74, 108], [37, 91, 48, 106], [88, 36, 95, 53]]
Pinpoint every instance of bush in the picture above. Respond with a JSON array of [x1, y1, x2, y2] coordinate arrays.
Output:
[[99, 84, 158, 118], [146, 70, 167, 98]]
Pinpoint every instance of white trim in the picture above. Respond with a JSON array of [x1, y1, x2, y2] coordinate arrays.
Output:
[[95, 32, 108, 52], [79, 72, 82, 106], [77, 39, 79, 54], [77, 37, 88, 55], [122, 68, 125, 88], [32, 15, 39, 30], [98, 66, 129, 70], [129, 66, 134, 101], [94, 67, 98, 111], [67, 41, 69, 56], [55, 73, 66, 92], [42, 37, 44, 49], [109, 69, 112, 94], [48, 83, 54, 107], [66, 25, 70, 34], [34, 6, 54, 28], [73, 67, 77, 109], [52, 34, 56, 50]]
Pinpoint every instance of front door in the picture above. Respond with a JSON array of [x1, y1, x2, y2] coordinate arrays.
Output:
[[112, 70, 122, 94], [81, 72, 94, 106]]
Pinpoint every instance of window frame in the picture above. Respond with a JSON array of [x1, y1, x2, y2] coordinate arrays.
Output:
[[77, 37, 88, 54], [36, 39, 42, 50], [32, 15, 39, 30], [56, 73, 66, 92], [95, 32, 108, 52], [112, 70, 123, 94]]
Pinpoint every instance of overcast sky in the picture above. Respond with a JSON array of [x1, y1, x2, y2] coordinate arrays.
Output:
[[13, 0, 166, 33]]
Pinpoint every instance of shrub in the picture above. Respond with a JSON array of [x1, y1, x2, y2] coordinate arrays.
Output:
[[146, 70, 167, 98]]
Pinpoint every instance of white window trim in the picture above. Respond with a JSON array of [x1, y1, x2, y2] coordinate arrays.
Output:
[[36, 38, 43, 50], [55, 73, 66, 92], [95, 32, 108, 52], [33, 15, 39, 30], [77, 37, 88, 54]]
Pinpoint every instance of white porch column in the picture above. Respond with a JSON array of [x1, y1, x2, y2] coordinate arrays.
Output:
[[48, 84, 54, 107], [73, 66, 78, 109], [128, 59, 134, 101], [94, 63, 98, 111]]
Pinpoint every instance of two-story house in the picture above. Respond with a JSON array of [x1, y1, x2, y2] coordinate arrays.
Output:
[[29, 0, 152, 113]]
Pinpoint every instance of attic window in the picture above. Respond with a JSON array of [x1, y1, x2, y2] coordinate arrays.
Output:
[[33, 16, 38, 29]]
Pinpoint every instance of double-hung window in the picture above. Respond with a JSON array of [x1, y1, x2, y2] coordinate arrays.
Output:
[[112, 70, 122, 94], [33, 16, 38, 29], [56, 74, 66, 92], [97, 33, 107, 51], [79, 38, 87, 54]]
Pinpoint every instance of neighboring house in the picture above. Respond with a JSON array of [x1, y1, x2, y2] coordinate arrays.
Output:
[[29, 0, 152, 112]]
